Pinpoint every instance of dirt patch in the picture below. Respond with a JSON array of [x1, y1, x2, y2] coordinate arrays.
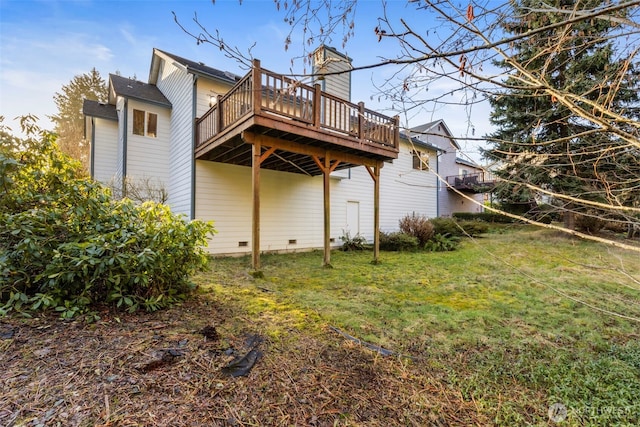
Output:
[[0, 296, 483, 426]]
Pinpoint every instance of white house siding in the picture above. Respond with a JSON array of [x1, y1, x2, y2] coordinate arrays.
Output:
[[125, 99, 171, 189], [332, 141, 438, 241], [413, 125, 485, 217], [91, 118, 118, 184], [156, 59, 194, 217], [115, 96, 126, 185], [313, 47, 351, 100], [195, 140, 437, 254], [195, 160, 325, 254], [381, 145, 438, 228], [195, 78, 233, 117]]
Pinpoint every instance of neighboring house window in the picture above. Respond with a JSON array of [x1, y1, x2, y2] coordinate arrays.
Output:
[[133, 109, 158, 138], [412, 150, 429, 170]]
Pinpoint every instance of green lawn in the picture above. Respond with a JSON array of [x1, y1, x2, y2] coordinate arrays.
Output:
[[197, 226, 640, 425]]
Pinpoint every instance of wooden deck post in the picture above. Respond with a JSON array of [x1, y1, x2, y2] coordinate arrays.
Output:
[[313, 84, 322, 129], [323, 154, 332, 267], [252, 59, 262, 114], [373, 162, 381, 264], [365, 162, 382, 264], [252, 140, 261, 270], [358, 102, 365, 140]]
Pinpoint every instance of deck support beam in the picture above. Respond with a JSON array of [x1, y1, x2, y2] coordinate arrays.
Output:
[[365, 162, 382, 264], [251, 140, 261, 270], [312, 153, 340, 267]]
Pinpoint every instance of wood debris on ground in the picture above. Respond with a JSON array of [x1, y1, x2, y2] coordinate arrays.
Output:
[[0, 296, 482, 426]]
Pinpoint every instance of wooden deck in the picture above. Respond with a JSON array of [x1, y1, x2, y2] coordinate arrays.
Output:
[[195, 60, 399, 176], [446, 173, 496, 193]]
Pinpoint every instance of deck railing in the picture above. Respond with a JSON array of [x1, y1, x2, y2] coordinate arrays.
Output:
[[196, 59, 399, 151], [446, 172, 496, 192]]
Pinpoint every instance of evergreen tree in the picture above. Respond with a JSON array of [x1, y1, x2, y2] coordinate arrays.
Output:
[[50, 68, 108, 171], [484, 0, 640, 228]]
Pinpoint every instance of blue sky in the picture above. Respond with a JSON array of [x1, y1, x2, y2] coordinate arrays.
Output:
[[0, 0, 491, 159]]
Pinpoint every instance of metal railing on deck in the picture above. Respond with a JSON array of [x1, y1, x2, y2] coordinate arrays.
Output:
[[196, 59, 399, 151], [446, 172, 496, 191]]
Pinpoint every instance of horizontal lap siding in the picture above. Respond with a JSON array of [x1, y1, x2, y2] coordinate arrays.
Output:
[[125, 99, 171, 187], [156, 60, 194, 217], [116, 97, 126, 183], [332, 141, 438, 241], [331, 167, 373, 238], [380, 143, 438, 227], [195, 79, 233, 117], [196, 143, 438, 253], [196, 161, 326, 254], [92, 118, 118, 184]]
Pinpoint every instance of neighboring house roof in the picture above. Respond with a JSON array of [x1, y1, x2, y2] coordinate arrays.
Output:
[[410, 119, 460, 150], [108, 74, 172, 108], [82, 99, 118, 121], [456, 156, 481, 169], [399, 132, 443, 153], [149, 48, 241, 85]]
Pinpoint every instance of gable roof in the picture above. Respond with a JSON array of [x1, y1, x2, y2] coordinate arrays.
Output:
[[399, 132, 443, 153], [410, 119, 460, 150], [83, 99, 118, 121], [109, 74, 171, 108], [456, 156, 481, 169], [149, 48, 241, 85]]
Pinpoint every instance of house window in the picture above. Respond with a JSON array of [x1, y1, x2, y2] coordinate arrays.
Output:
[[133, 109, 158, 138], [412, 150, 429, 170]]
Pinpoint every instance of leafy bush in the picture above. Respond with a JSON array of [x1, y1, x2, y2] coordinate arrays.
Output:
[[429, 217, 489, 237], [424, 233, 460, 252], [399, 212, 435, 246], [340, 231, 368, 251], [0, 118, 215, 318], [379, 232, 419, 251], [453, 212, 515, 223]]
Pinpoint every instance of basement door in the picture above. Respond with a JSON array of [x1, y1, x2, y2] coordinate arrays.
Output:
[[346, 201, 360, 236]]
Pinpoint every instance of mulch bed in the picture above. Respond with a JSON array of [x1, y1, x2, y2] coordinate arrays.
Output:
[[1, 295, 483, 426]]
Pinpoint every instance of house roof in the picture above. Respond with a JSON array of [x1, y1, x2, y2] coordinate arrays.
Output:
[[399, 132, 443, 153], [82, 99, 118, 121], [456, 156, 481, 169], [150, 48, 241, 85], [410, 119, 460, 150], [109, 74, 172, 108]]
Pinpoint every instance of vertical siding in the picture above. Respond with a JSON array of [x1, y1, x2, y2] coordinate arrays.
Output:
[[125, 99, 171, 188], [156, 60, 194, 217], [92, 118, 119, 184]]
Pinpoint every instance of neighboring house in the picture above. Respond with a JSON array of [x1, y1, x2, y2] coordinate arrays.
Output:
[[84, 47, 439, 263], [411, 120, 492, 217]]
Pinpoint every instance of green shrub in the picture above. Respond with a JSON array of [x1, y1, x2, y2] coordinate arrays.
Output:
[[0, 118, 215, 318], [424, 233, 460, 252], [399, 212, 435, 246], [453, 212, 515, 223], [429, 217, 489, 237], [340, 231, 368, 251], [379, 232, 419, 251]]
